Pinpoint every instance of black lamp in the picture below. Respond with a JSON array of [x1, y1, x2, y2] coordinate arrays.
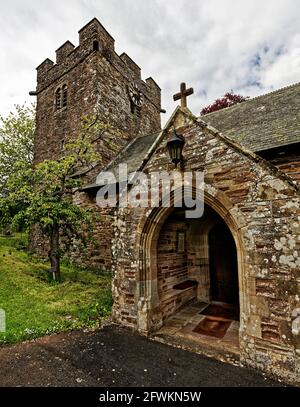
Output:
[[167, 129, 185, 167]]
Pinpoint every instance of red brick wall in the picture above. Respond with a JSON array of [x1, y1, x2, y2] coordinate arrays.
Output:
[[157, 218, 188, 293]]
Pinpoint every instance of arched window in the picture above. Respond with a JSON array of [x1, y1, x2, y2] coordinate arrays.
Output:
[[62, 85, 68, 107], [55, 85, 68, 111], [55, 88, 61, 110]]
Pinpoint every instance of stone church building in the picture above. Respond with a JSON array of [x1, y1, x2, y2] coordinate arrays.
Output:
[[32, 18, 300, 384]]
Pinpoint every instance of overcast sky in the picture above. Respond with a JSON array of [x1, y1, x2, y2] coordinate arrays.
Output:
[[1, 0, 300, 120]]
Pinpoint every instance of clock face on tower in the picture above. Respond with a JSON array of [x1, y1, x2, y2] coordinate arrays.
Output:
[[128, 82, 144, 107]]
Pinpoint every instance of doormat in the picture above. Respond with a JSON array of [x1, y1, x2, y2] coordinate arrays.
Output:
[[173, 280, 198, 290], [200, 304, 239, 321], [192, 317, 231, 338]]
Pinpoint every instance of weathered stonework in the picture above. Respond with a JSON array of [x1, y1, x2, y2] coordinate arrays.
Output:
[[111, 108, 300, 384], [31, 18, 161, 268]]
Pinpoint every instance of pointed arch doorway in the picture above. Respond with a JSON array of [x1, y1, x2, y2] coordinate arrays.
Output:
[[138, 197, 242, 354]]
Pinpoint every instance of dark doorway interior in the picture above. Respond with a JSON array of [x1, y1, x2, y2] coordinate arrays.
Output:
[[209, 222, 239, 306]]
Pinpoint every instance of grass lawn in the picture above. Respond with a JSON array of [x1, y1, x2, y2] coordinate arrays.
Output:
[[0, 234, 113, 345]]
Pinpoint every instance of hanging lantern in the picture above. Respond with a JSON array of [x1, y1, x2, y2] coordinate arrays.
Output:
[[167, 129, 185, 167]]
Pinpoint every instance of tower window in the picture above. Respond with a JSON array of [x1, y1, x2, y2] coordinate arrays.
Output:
[[93, 40, 99, 51], [55, 85, 68, 110], [55, 88, 61, 109], [62, 85, 68, 107]]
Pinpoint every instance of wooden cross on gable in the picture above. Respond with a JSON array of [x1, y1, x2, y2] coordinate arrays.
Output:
[[173, 82, 194, 108]]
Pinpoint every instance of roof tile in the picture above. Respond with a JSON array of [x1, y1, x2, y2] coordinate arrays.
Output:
[[201, 82, 300, 151]]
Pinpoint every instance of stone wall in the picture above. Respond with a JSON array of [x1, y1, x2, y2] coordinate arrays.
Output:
[[274, 158, 300, 184], [157, 218, 188, 293], [111, 108, 300, 384], [157, 217, 193, 321], [72, 191, 114, 271]]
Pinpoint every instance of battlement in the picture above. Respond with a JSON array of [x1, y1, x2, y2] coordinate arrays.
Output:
[[145, 77, 161, 102], [36, 58, 54, 82], [35, 18, 160, 108], [78, 18, 115, 52], [56, 41, 75, 64], [120, 52, 141, 78]]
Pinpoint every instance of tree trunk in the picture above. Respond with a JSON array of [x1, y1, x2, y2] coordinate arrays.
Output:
[[3, 224, 12, 236], [49, 224, 61, 282]]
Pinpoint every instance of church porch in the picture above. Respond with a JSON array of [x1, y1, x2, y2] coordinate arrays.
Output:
[[152, 202, 240, 332], [144, 202, 241, 362]]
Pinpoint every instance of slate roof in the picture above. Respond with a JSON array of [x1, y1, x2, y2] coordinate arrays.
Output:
[[201, 82, 300, 152], [81, 131, 160, 189], [105, 131, 160, 177]]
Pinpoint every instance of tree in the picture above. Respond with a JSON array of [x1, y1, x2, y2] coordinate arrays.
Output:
[[0, 105, 35, 235], [0, 116, 123, 282], [0, 104, 35, 191], [200, 92, 249, 115]]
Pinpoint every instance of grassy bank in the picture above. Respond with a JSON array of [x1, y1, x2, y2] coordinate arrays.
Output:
[[0, 234, 112, 344]]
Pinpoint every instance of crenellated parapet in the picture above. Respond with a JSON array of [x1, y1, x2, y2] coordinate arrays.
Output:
[[35, 18, 161, 109]]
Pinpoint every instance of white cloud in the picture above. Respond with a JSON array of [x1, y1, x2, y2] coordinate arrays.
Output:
[[0, 0, 300, 121]]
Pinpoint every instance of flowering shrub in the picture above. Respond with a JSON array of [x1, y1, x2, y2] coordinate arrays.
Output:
[[200, 92, 249, 115]]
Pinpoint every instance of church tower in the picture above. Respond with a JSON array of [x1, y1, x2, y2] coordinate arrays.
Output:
[[30, 18, 162, 270], [32, 18, 161, 166]]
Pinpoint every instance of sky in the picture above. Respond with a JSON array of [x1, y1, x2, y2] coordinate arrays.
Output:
[[1, 0, 300, 120]]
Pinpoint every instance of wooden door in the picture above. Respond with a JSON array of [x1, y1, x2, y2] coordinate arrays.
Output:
[[209, 222, 239, 305]]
